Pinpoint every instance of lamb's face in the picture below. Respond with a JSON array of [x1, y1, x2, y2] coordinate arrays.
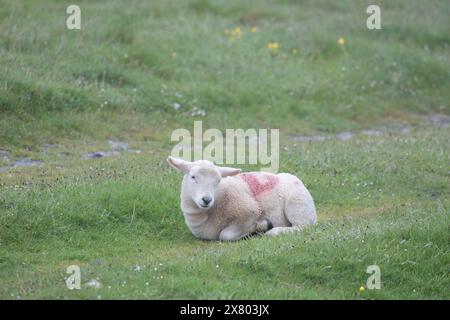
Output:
[[167, 156, 241, 210], [187, 165, 221, 210]]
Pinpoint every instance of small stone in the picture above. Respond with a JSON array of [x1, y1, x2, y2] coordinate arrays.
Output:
[[362, 129, 382, 136], [83, 151, 119, 159], [336, 132, 353, 141], [108, 140, 129, 151], [92, 259, 104, 265], [0, 150, 11, 162], [289, 135, 327, 142], [427, 113, 450, 127], [86, 279, 102, 289], [13, 158, 43, 167]]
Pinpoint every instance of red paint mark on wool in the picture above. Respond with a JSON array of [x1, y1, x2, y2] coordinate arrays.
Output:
[[240, 173, 278, 199]]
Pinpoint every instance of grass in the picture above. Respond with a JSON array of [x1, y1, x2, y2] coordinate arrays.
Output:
[[0, 0, 449, 299]]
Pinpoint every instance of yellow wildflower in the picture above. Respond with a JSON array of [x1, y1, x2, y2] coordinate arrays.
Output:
[[338, 37, 345, 45], [225, 27, 243, 40], [267, 42, 280, 50], [359, 286, 365, 292], [231, 27, 243, 37], [251, 27, 257, 33]]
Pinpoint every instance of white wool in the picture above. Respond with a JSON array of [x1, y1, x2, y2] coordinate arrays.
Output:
[[167, 156, 317, 241]]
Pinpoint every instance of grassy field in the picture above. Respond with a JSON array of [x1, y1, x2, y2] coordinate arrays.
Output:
[[0, 0, 449, 299]]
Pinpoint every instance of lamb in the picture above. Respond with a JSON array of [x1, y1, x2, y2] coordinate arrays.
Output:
[[167, 156, 317, 241]]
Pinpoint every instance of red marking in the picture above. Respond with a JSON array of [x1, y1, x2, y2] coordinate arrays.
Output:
[[240, 173, 278, 199]]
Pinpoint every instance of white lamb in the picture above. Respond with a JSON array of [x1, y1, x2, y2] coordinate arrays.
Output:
[[167, 156, 317, 241]]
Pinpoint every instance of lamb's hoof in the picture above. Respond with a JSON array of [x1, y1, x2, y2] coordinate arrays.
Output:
[[265, 227, 283, 236], [256, 218, 273, 233]]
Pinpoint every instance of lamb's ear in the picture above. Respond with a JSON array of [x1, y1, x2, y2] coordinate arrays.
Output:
[[218, 166, 241, 177], [167, 156, 193, 173]]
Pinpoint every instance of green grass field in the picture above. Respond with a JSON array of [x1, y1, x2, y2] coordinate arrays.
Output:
[[0, 0, 449, 299]]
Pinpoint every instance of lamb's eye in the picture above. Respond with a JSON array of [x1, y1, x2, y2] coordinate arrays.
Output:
[[190, 175, 196, 180]]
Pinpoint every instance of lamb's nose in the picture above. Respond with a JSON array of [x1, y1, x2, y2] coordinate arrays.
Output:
[[202, 196, 212, 205]]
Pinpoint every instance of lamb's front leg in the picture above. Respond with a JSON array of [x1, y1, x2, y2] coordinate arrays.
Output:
[[219, 219, 273, 241], [219, 225, 248, 241]]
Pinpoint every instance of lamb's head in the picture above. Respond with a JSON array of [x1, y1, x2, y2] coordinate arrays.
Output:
[[167, 156, 241, 210]]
